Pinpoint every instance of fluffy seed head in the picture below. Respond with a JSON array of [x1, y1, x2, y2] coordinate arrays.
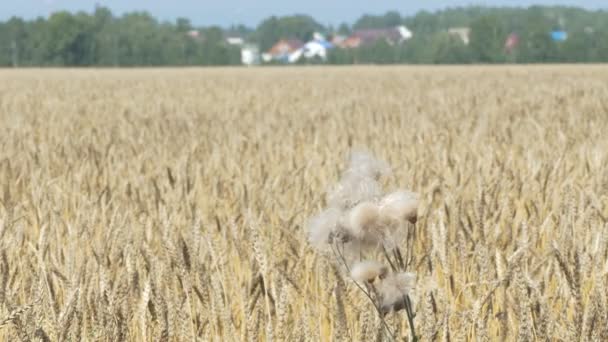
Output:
[[326, 151, 390, 209], [307, 207, 341, 250], [350, 260, 387, 284], [377, 272, 417, 314], [347, 201, 381, 242], [347, 150, 391, 180], [379, 191, 419, 224]]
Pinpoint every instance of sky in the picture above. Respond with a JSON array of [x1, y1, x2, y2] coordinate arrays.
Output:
[[1, 1, 606, 27]]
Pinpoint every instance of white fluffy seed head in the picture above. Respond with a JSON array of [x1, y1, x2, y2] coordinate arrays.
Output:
[[327, 175, 383, 209], [347, 150, 391, 180], [379, 191, 419, 225], [307, 207, 341, 250], [326, 151, 390, 209], [350, 260, 387, 284], [377, 272, 417, 313], [347, 201, 381, 242]]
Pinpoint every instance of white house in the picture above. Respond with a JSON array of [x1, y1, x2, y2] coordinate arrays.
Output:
[[302, 41, 331, 59], [261, 53, 272, 63], [397, 26, 413, 41], [288, 33, 334, 63], [227, 37, 245, 46], [241, 44, 260, 66], [448, 27, 471, 45], [187, 30, 200, 38]]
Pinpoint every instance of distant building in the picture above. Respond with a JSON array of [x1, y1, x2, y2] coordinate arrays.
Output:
[[226, 37, 245, 46], [266, 39, 304, 62], [448, 27, 471, 45], [312, 32, 326, 41], [551, 30, 568, 42], [187, 30, 200, 38], [330, 34, 347, 46], [241, 44, 260, 65], [397, 26, 414, 41], [505, 33, 520, 53], [289, 38, 334, 63], [303, 40, 333, 59], [340, 26, 413, 48], [261, 53, 273, 63]]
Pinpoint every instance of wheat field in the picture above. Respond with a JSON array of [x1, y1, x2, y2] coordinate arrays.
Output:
[[0, 66, 607, 341]]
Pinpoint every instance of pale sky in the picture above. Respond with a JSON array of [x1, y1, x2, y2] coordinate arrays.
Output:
[[1, 1, 606, 27]]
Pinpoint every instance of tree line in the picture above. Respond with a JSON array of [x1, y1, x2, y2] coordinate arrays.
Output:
[[0, 8, 241, 66], [1, 5, 608, 66]]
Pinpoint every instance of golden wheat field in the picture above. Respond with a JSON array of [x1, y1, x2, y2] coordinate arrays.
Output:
[[0, 65, 607, 341]]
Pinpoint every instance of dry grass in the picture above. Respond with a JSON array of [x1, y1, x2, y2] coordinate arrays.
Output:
[[0, 65, 607, 341]]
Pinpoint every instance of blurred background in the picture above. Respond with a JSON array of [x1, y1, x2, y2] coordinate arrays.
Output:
[[1, 0, 607, 66]]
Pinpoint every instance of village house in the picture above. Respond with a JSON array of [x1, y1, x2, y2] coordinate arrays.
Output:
[[551, 30, 568, 42], [330, 34, 347, 46], [264, 39, 304, 62], [448, 27, 471, 45], [187, 30, 200, 39], [241, 44, 260, 65], [301, 39, 333, 59], [505, 32, 519, 53], [340, 26, 412, 48], [226, 37, 245, 45], [287, 33, 334, 63]]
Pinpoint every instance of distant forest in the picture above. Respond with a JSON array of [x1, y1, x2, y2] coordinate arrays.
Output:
[[1, 5, 608, 66]]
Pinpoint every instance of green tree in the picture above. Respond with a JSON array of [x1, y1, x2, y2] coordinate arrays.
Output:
[[327, 48, 355, 64], [404, 11, 440, 35], [469, 15, 507, 63], [93, 8, 119, 66], [516, 13, 557, 63], [561, 30, 595, 62], [199, 26, 240, 65], [337, 23, 351, 35], [429, 32, 472, 64], [176, 18, 192, 33], [353, 11, 402, 30], [254, 15, 324, 51], [595, 31, 608, 62], [0, 17, 27, 66], [38, 11, 97, 65]]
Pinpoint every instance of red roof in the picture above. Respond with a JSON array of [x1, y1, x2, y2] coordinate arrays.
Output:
[[341, 28, 403, 48], [505, 33, 520, 52], [268, 39, 304, 56]]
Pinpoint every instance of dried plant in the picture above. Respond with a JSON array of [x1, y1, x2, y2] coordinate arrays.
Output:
[[307, 151, 419, 341]]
